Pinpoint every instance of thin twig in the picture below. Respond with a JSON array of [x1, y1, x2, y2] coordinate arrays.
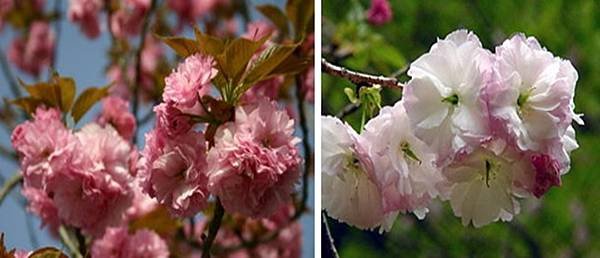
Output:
[[51, 0, 62, 71], [58, 225, 83, 258], [322, 212, 340, 258], [202, 199, 225, 258], [132, 0, 158, 145], [322, 58, 403, 89], [293, 75, 311, 220], [0, 51, 22, 98], [0, 173, 22, 206]]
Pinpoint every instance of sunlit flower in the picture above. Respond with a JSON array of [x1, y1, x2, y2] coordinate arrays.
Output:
[[208, 99, 301, 218], [321, 116, 396, 231], [403, 29, 493, 164]]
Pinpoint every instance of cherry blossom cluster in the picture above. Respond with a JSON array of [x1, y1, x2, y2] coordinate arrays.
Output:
[[141, 51, 302, 219], [323, 29, 582, 230]]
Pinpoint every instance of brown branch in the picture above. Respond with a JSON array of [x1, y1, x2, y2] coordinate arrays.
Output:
[[132, 0, 158, 145], [293, 75, 311, 220], [202, 199, 225, 258], [322, 58, 403, 89]]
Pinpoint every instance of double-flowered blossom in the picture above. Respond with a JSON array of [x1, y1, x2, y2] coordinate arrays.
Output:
[[49, 124, 135, 236], [207, 98, 301, 218], [325, 29, 581, 229], [362, 102, 445, 218], [97, 96, 137, 141], [321, 116, 395, 231], [12, 108, 137, 236], [91, 227, 169, 258], [141, 128, 209, 217], [163, 53, 218, 108], [487, 34, 582, 172], [8, 22, 55, 76], [403, 30, 493, 165]]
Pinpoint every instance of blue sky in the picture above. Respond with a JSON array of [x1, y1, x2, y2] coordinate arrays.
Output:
[[0, 0, 314, 256]]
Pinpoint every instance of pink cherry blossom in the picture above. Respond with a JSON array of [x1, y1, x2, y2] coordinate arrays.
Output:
[[163, 53, 218, 108], [11, 107, 73, 188], [207, 99, 301, 218], [8, 22, 55, 76], [91, 227, 169, 258], [403, 29, 493, 165], [21, 187, 60, 233], [154, 102, 193, 137], [47, 124, 134, 236], [530, 153, 561, 198], [68, 0, 103, 38], [97, 96, 137, 141], [487, 33, 582, 152], [110, 8, 145, 39], [167, 0, 228, 29], [366, 0, 393, 26], [301, 66, 315, 102], [141, 128, 209, 217]]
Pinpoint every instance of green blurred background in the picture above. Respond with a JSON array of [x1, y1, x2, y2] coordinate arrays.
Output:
[[321, 0, 600, 257]]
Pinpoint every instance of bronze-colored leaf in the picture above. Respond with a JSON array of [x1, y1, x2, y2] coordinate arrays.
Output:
[[194, 26, 225, 56], [268, 54, 311, 76], [256, 4, 289, 38], [243, 43, 298, 87], [70, 85, 110, 123], [56, 77, 76, 113], [129, 207, 181, 237], [0, 233, 16, 258], [160, 36, 199, 57], [29, 247, 68, 258], [286, 0, 314, 39], [23, 82, 60, 108], [218, 35, 271, 85], [10, 97, 44, 115]]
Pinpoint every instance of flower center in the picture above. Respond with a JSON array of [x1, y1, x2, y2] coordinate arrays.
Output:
[[441, 93, 459, 106], [399, 141, 421, 165], [482, 159, 498, 188]]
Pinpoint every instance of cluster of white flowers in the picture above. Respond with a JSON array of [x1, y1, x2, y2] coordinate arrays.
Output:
[[322, 30, 582, 230]]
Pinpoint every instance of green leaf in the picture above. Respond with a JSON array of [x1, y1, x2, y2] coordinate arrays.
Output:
[[29, 247, 68, 258], [193, 27, 225, 56], [242, 43, 298, 88], [70, 85, 110, 123], [217, 35, 270, 84], [257, 4, 290, 38], [10, 97, 44, 115], [129, 207, 181, 236], [160, 36, 199, 57], [286, 0, 314, 39]]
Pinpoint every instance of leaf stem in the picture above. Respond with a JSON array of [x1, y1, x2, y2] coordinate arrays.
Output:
[[58, 225, 83, 258], [0, 173, 22, 206]]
